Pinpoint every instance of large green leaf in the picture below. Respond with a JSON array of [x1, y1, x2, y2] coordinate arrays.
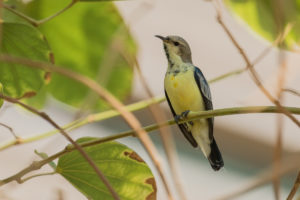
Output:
[[224, 0, 300, 50], [23, 0, 136, 110], [57, 138, 156, 200], [0, 22, 50, 98]]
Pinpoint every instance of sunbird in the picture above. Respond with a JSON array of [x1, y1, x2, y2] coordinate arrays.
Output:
[[156, 35, 224, 171]]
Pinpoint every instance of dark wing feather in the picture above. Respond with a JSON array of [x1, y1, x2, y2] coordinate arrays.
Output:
[[165, 90, 198, 147], [194, 67, 214, 140]]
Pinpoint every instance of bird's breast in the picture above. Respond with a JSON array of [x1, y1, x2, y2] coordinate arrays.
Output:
[[164, 69, 204, 114]]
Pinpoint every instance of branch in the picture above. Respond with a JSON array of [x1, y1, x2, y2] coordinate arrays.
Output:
[[0, 94, 120, 200], [1, 105, 300, 186], [0, 122, 19, 140], [283, 88, 300, 98], [2, 0, 78, 27], [287, 171, 300, 200]]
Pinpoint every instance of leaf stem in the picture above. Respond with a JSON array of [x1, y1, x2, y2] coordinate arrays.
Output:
[[2, 0, 78, 27], [20, 171, 57, 183], [36, 0, 77, 26], [2, 3, 39, 26]]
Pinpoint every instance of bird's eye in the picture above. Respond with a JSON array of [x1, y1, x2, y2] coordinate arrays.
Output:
[[173, 41, 180, 46]]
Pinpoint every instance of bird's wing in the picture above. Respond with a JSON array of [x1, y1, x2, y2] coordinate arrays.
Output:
[[165, 90, 198, 147], [194, 67, 214, 140]]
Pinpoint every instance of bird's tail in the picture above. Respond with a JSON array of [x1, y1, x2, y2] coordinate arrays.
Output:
[[208, 139, 224, 171]]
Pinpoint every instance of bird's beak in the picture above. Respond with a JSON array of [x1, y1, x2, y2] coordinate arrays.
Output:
[[155, 35, 168, 43]]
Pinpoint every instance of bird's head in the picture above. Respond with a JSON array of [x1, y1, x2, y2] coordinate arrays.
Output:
[[155, 35, 192, 65]]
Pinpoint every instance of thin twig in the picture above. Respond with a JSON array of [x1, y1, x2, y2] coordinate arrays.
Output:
[[287, 171, 300, 200], [283, 88, 300, 98], [1, 105, 300, 187], [37, 0, 77, 25], [272, 51, 287, 200], [0, 54, 173, 200], [0, 94, 120, 200], [0, 122, 19, 140], [2, 0, 77, 27], [211, 0, 300, 128], [20, 171, 56, 183], [2, 3, 38, 26]]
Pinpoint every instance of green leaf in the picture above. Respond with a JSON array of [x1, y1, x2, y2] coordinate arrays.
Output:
[[224, 0, 300, 50], [23, 0, 136, 110], [0, 22, 50, 98], [57, 137, 156, 200]]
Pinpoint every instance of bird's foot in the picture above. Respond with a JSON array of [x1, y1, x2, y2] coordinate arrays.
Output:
[[175, 110, 190, 123]]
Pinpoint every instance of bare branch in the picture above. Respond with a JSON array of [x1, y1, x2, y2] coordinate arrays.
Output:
[[283, 88, 300, 98], [287, 171, 300, 200], [0, 122, 19, 140]]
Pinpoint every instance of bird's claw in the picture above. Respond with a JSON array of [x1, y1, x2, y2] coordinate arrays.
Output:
[[175, 110, 190, 123]]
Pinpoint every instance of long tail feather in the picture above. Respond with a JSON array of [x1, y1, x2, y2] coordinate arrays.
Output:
[[208, 139, 224, 171]]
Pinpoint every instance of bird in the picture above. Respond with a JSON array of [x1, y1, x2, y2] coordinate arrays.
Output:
[[156, 35, 224, 171]]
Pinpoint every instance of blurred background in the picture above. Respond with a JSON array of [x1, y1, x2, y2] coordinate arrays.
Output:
[[1, 0, 300, 199]]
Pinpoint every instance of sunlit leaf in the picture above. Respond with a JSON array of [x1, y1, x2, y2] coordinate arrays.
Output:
[[23, 0, 136, 110], [57, 138, 156, 200], [224, 0, 300, 50], [0, 22, 50, 98]]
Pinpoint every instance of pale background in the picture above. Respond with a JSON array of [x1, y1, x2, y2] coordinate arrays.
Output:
[[1, 0, 300, 199]]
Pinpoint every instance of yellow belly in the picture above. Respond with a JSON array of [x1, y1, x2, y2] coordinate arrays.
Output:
[[164, 70, 204, 115]]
